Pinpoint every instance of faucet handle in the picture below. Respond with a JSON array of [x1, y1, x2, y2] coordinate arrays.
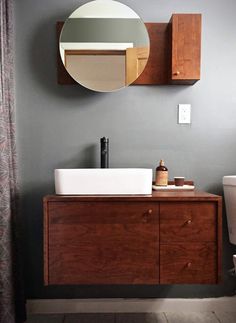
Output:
[[100, 137, 109, 168], [100, 137, 109, 143]]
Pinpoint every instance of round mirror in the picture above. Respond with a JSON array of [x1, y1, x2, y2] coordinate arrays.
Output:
[[59, 0, 150, 92]]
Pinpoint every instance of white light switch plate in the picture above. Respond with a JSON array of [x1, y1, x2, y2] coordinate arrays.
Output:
[[178, 104, 191, 124]]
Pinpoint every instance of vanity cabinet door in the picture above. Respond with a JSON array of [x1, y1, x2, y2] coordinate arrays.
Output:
[[170, 14, 201, 84], [45, 201, 159, 285], [160, 243, 217, 284], [160, 202, 216, 242], [159, 202, 218, 284]]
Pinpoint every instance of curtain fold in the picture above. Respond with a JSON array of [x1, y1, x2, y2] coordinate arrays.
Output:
[[0, 0, 26, 322]]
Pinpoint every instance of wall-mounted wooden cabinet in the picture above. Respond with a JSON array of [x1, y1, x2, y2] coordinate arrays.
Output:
[[57, 13, 202, 86], [170, 14, 201, 84], [44, 191, 221, 285]]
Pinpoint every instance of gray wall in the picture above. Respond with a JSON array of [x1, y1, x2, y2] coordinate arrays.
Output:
[[15, 0, 236, 299]]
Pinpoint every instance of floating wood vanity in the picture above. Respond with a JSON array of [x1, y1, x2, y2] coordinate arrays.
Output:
[[44, 190, 222, 285]]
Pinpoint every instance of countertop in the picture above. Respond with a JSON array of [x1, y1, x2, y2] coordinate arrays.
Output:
[[44, 190, 222, 202]]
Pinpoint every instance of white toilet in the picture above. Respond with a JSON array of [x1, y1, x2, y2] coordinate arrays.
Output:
[[223, 176, 236, 245]]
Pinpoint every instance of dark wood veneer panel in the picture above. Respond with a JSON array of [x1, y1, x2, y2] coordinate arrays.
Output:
[[160, 242, 217, 284], [43, 200, 49, 285], [44, 190, 221, 202], [44, 192, 222, 285], [49, 223, 158, 285], [133, 23, 169, 85], [57, 14, 201, 86], [217, 199, 223, 283], [160, 202, 217, 242], [170, 14, 201, 84], [47, 202, 159, 285], [49, 201, 158, 224]]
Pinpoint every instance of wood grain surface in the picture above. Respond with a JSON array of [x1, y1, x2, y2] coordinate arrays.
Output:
[[44, 190, 221, 203], [44, 191, 221, 285], [160, 242, 217, 284], [160, 202, 216, 242], [170, 14, 201, 84], [47, 202, 159, 285], [133, 23, 169, 85], [56, 14, 201, 86]]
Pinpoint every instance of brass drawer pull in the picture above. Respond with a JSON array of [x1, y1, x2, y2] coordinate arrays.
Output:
[[173, 71, 180, 76], [186, 262, 192, 268], [142, 209, 152, 222], [187, 219, 192, 225]]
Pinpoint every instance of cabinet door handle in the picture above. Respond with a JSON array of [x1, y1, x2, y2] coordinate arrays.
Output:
[[173, 71, 180, 76], [142, 210, 152, 223], [186, 262, 192, 268], [186, 219, 192, 225]]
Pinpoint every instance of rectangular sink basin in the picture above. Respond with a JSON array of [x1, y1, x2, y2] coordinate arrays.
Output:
[[55, 168, 152, 195]]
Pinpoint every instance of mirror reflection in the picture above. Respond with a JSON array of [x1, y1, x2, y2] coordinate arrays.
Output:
[[59, 0, 150, 92]]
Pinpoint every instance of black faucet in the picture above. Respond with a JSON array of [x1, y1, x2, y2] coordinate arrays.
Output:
[[100, 137, 109, 168]]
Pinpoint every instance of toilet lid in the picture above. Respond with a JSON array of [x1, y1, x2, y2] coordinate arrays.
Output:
[[223, 176, 236, 185]]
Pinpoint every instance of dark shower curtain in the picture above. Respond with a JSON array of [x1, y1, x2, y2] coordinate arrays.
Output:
[[0, 0, 26, 322]]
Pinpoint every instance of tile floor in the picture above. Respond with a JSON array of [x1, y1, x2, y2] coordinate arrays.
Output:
[[26, 312, 236, 323]]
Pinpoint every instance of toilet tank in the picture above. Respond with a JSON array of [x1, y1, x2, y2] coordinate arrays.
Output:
[[223, 176, 236, 244]]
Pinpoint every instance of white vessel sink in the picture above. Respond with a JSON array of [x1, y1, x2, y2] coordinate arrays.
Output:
[[55, 168, 152, 195]]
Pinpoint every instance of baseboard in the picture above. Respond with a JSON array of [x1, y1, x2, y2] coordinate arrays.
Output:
[[27, 297, 236, 314]]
